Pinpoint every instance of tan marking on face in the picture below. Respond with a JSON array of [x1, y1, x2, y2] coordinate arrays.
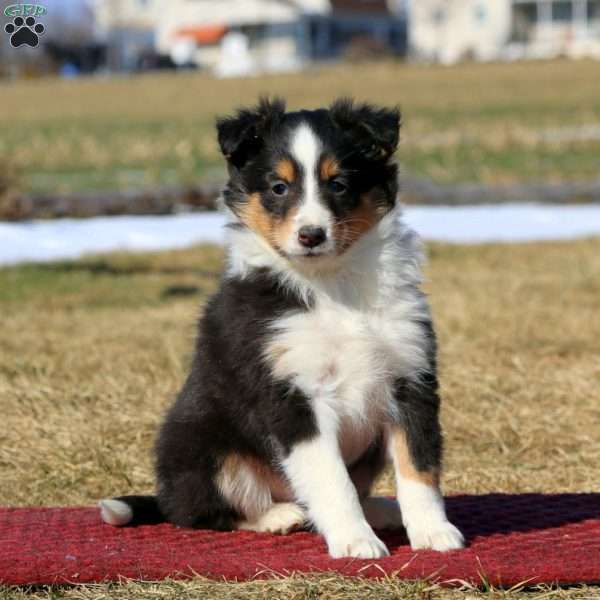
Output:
[[319, 155, 340, 180], [275, 159, 296, 183], [239, 192, 275, 242], [333, 191, 390, 252], [389, 427, 440, 487], [239, 193, 299, 253]]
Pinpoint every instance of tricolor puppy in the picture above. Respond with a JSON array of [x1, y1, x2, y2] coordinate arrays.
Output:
[[100, 98, 464, 558]]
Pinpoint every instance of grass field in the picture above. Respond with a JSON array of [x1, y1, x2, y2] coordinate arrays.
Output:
[[1, 237, 599, 599], [1, 59, 600, 194]]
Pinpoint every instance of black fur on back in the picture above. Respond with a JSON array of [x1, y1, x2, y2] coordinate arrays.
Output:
[[154, 269, 317, 528]]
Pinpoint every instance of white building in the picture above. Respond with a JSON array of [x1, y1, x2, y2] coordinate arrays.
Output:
[[154, 0, 329, 73], [409, 0, 600, 63], [88, 0, 406, 73], [509, 0, 600, 59], [154, 0, 406, 74]]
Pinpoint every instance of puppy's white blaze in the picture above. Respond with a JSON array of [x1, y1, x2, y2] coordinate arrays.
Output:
[[289, 124, 332, 241], [290, 124, 321, 220], [98, 499, 133, 526]]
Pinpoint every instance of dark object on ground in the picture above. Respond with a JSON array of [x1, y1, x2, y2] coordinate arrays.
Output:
[[1, 493, 599, 586], [45, 41, 106, 74], [161, 285, 201, 298], [3, 178, 600, 221], [0, 183, 222, 221], [401, 177, 600, 206]]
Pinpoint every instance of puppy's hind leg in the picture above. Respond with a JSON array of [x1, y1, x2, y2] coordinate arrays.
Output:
[[217, 452, 308, 535], [238, 502, 306, 534], [218, 454, 306, 534], [216, 453, 274, 524]]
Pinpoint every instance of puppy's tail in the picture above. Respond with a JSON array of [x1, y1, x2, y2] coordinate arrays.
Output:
[[98, 495, 164, 526]]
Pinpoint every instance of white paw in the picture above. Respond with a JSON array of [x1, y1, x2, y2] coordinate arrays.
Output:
[[362, 497, 403, 530], [239, 502, 306, 534], [327, 526, 390, 559], [407, 520, 464, 552]]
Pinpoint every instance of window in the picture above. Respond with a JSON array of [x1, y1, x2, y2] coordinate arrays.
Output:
[[552, 1, 573, 22], [511, 2, 538, 41], [514, 2, 538, 24]]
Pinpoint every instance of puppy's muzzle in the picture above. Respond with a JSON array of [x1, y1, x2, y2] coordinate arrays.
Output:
[[298, 225, 327, 249]]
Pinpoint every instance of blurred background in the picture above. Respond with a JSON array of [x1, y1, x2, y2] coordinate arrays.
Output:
[[1, 0, 600, 256]]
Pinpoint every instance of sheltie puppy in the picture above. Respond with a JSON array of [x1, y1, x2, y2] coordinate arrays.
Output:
[[99, 98, 464, 558]]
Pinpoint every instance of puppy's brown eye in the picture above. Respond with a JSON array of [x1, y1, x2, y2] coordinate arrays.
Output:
[[272, 182, 288, 196], [328, 179, 346, 194]]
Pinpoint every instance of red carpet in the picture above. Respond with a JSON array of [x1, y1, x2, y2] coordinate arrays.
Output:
[[1, 494, 599, 587]]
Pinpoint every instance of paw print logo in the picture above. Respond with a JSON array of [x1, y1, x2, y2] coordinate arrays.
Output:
[[5, 16, 45, 48]]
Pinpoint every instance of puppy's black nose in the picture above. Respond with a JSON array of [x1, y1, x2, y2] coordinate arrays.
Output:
[[298, 225, 326, 248]]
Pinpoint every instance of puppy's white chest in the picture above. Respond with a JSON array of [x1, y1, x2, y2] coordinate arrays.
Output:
[[269, 299, 426, 389], [266, 295, 429, 462]]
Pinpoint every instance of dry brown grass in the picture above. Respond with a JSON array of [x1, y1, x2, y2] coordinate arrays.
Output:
[[3, 59, 599, 126], [1, 59, 600, 191], [2, 577, 600, 600], [1, 238, 599, 598]]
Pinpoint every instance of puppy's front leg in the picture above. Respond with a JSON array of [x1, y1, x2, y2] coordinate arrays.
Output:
[[388, 378, 464, 551], [283, 432, 389, 559]]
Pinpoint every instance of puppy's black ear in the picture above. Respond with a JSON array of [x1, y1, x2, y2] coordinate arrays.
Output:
[[329, 98, 401, 161], [216, 97, 286, 169]]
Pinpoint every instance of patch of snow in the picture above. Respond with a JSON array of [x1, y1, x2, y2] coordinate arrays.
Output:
[[402, 203, 600, 243], [1, 204, 600, 266], [0, 213, 225, 266]]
